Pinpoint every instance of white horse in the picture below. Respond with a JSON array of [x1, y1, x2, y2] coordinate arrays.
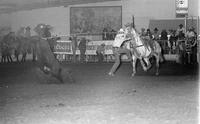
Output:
[[122, 27, 164, 76]]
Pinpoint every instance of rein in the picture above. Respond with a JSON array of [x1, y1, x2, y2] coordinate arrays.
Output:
[[131, 44, 144, 48], [129, 38, 144, 49], [129, 35, 150, 58], [124, 37, 144, 48]]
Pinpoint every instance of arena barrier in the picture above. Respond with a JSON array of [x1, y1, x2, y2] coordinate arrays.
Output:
[[53, 39, 180, 62], [53, 40, 117, 62]]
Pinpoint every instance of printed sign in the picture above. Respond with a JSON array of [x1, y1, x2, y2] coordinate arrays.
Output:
[[54, 40, 114, 55], [176, 0, 188, 8], [54, 41, 73, 54], [176, 0, 188, 17], [86, 40, 113, 55]]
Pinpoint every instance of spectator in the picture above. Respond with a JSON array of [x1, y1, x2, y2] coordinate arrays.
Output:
[[169, 30, 178, 53], [102, 27, 108, 40], [145, 29, 153, 39], [25, 26, 31, 38], [160, 29, 168, 40], [185, 27, 197, 64], [177, 24, 185, 34], [160, 29, 168, 53], [185, 27, 196, 40], [110, 29, 117, 40], [152, 28, 159, 40], [16, 27, 25, 37], [43, 26, 51, 38], [96, 43, 106, 63], [176, 24, 185, 40], [140, 28, 146, 37], [78, 37, 87, 63]]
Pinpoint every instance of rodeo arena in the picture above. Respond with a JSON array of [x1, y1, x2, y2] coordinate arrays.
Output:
[[0, 0, 199, 124]]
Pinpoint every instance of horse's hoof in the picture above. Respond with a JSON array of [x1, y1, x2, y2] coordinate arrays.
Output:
[[155, 72, 159, 76], [147, 66, 151, 70], [131, 73, 135, 77], [108, 72, 115, 76]]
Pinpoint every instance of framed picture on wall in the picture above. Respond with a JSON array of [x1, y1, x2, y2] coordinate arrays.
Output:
[[70, 6, 122, 35]]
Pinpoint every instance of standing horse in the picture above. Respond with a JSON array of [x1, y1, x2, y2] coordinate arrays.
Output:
[[0, 32, 16, 63], [14, 36, 35, 62], [123, 27, 164, 76]]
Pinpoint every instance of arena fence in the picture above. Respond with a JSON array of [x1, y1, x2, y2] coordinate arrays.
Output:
[[53, 39, 183, 63]]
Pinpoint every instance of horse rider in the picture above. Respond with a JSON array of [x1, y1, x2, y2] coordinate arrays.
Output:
[[108, 28, 132, 76]]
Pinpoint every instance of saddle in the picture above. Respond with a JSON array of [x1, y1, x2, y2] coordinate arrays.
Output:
[[141, 37, 155, 52], [129, 37, 155, 58]]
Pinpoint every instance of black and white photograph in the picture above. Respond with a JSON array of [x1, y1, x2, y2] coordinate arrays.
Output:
[[0, 0, 199, 124]]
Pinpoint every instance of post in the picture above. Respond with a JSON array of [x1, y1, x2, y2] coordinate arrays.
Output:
[[197, 16, 200, 63], [184, 16, 187, 33], [132, 15, 135, 28]]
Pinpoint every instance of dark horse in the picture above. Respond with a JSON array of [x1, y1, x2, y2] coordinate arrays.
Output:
[[31, 36, 74, 83], [0, 32, 15, 63]]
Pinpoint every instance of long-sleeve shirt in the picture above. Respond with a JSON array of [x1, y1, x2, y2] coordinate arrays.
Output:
[[112, 33, 126, 47]]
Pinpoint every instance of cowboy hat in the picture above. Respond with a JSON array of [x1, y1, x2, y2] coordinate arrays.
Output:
[[118, 28, 125, 33], [154, 28, 158, 31], [179, 24, 183, 27], [26, 26, 31, 30]]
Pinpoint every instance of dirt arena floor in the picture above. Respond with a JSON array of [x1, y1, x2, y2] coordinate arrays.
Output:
[[0, 61, 199, 124]]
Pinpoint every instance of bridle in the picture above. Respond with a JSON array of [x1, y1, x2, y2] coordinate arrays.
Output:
[[125, 29, 151, 58], [127, 36, 144, 49]]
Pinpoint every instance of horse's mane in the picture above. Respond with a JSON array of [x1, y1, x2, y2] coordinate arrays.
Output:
[[127, 27, 151, 48], [131, 28, 145, 43]]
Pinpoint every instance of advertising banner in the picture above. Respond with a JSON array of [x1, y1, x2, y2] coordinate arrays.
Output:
[[176, 0, 188, 17], [54, 40, 114, 55], [176, 0, 188, 8], [86, 40, 113, 55], [53, 40, 73, 54]]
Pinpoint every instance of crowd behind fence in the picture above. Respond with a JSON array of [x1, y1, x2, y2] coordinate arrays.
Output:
[[0, 36, 198, 64], [53, 37, 198, 64], [0, 30, 198, 64]]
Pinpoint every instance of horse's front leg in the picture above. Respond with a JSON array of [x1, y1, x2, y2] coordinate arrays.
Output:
[[21, 52, 27, 62], [131, 55, 137, 77], [143, 58, 151, 70], [1, 55, 5, 63], [7, 55, 12, 63], [9, 55, 13, 62], [140, 59, 147, 71], [16, 55, 19, 62]]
